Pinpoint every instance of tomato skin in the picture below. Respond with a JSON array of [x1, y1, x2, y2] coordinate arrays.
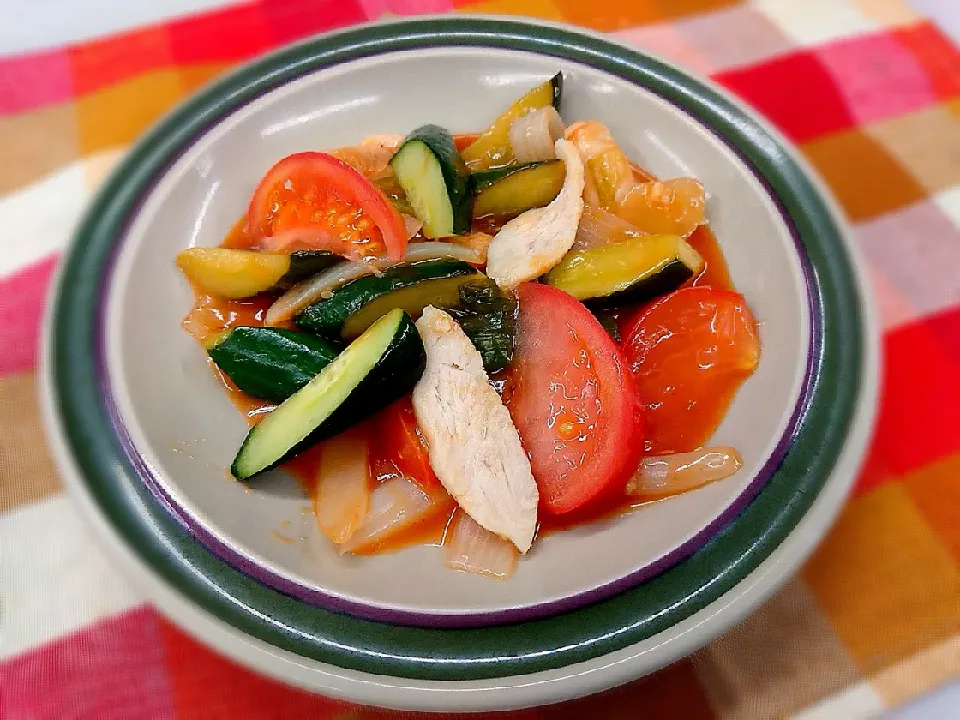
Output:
[[507, 283, 645, 515], [248, 152, 407, 260], [622, 286, 760, 454], [375, 397, 441, 490]]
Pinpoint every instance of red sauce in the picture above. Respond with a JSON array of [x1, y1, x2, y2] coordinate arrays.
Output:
[[688, 225, 732, 290], [537, 492, 655, 537], [183, 143, 741, 554], [221, 217, 258, 249]]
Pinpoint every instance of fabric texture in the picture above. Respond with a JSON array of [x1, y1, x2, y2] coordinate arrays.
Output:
[[1, 0, 959, 717]]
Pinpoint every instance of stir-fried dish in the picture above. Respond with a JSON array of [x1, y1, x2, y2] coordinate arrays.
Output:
[[178, 74, 761, 580]]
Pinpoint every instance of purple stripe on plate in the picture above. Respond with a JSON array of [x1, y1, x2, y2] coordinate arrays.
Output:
[[94, 50, 822, 629]]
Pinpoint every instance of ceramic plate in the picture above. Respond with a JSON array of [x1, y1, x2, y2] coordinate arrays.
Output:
[[42, 16, 879, 711]]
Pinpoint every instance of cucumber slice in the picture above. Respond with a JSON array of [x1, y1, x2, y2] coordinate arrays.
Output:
[[205, 327, 341, 403], [545, 235, 704, 308], [278, 251, 344, 288], [462, 73, 563, 170], [390, 125, 471, 238], [176, 248, 340, 298], [294, 259, 479, 338], [231, 308, 425, 479], [470, 160, 565, 219]]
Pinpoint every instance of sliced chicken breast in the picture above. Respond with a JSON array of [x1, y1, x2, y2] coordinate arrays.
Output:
[[412, 307, 538, 553], [485, 138, 585, 289]]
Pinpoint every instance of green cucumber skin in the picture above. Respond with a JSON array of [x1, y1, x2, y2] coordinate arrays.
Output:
[[275, 251, 342, 290], [584, 261, 695, 310], [591, 310, 621, 343], [469, 160, 557, 193], [549, 72, 563, 110], [393, 125, 473, 235], [444, 281, 517, 373], [231, 314, 425, 479], [294, 259, 476, 336], [207, 327, 341, 404]]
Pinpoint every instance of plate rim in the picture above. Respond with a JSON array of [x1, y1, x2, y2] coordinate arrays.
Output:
[[41, 13, 878, 689]]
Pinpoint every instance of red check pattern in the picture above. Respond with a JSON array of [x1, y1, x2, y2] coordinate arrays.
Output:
[[1, 0, 959, 717]]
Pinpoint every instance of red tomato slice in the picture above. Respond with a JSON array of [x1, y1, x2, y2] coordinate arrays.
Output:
[[507, 283, 645, 515], [621, 286, 760, 454], [248, 152, 407, 260], [375, 397, 441, 490]]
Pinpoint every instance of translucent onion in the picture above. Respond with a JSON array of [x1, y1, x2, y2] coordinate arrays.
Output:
[[329, 134, 404, 179], [444, 511, 519, 580], [440, 231, 493, 264], [401, 214, 423, 239], [265, 242, 486, 325], [257, 226, 357, 256], [625, 447, 742, 499], [509, 106, 564, 164], [312, 432, 371, 545], [572, 204, 646, 251], [339, 477, 449, 555]]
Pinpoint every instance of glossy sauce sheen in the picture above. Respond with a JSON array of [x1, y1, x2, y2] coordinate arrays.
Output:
[[183, 144, 737, 553], [357, 457, 456, 554]]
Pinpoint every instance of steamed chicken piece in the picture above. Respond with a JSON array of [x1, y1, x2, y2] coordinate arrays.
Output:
[[412, 307, 539, 553], [485, 138, 585, 289]]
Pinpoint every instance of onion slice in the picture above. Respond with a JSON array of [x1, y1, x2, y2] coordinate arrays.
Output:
[[312, 432, 371, 545], [509, 106, 564, 164], [329, 134, 404, 179], [626, 447, 742, 499], [401, 213, 423, 239], [444, 511, 519, 580], [440, 231, 493, 264], [265, 241, 485, 325], [573, 204, 646, 251], [339, 477, 451, 555], [257, 226, 361, 257]]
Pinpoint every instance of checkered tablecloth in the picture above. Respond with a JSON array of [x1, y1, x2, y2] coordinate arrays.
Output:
[[2, 1, 959, 718]]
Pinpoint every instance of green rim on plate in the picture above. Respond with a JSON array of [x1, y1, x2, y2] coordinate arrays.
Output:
[[49, 17, 863, 681]]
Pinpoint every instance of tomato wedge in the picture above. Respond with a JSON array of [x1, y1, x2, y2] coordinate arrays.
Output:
[[622, 287, 760, 454], [248, 152, 407, 260], [507, 283, 645, 515], [375, 397, 441, 490]]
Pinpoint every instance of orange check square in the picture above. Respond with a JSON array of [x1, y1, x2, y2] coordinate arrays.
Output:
[[866, 105, 960, 193], [459, 0, 564, 20], [551, 0, 739, 32], [902, 452, 960, 565], [801, 128, 927, 222], [77, 70, 184, 155], [803, 483, 960, 673], [178, 63, 234, 96]]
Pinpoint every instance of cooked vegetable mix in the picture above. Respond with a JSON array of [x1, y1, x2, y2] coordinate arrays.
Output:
[[390, 125, 472, 237], [177, 248, 341, 298], [545, 234, 704, 307], [294, 259, 481, 338], [232, 309, 425, 479], [470, 160, 566, 219], [177, 73, 760, 579], [205, 327, 341, 403], [444, 280, 518, 372], [461, 73, 562, 170]]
